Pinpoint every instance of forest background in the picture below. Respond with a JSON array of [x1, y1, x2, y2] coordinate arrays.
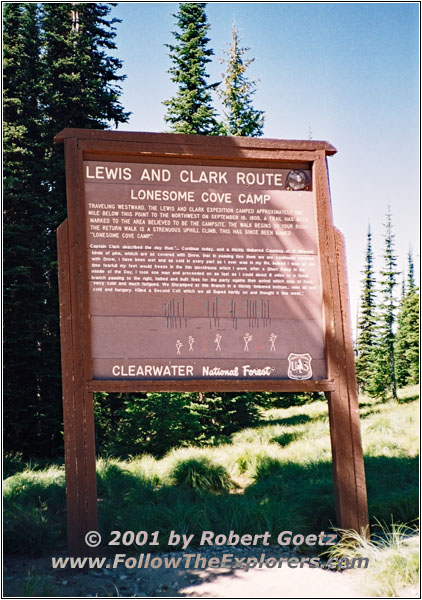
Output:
[[3, 2, 419, 459]]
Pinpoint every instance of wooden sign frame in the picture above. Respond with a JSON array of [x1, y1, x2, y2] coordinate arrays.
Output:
[[55, 129, 368, 555]]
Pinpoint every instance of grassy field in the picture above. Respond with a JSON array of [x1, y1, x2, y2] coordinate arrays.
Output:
[[3, 385, 419, 558], [326, 521, 419, 597]]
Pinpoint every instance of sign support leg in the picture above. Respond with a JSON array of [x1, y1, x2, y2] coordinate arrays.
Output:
[[314, 151, 369, 534], [326, 228, 369, 533], [57, 220, 99, 556]]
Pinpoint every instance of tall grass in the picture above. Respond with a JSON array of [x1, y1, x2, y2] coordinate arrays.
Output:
[[22, 571, 56, 597], [325, 520, 419, 596], [3, 466, 66, 554], [3, 386, 419, 555], [170, 456, 236, 492]]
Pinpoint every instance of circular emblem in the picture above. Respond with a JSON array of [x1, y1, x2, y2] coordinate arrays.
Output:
[[286, 170, 310, 191]]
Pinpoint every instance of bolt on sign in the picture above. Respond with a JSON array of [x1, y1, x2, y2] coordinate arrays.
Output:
[[55, 130, 369, 555]]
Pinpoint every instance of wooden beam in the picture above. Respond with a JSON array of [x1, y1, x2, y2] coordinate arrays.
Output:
[[88, 379, 336, 393], [334, 227, 369, 532], [58, 139, 99, 556], [54, 128, 337, 155], [57, 220, 81, 555], [315, 152, 369, 534]]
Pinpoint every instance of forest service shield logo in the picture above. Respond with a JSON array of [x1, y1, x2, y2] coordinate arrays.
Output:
[[287, 353, 313, 380]]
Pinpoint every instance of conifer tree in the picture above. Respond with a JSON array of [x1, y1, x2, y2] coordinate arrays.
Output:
[[3, 3, 54, 454], [41, 3, 130, 455], [218, 23, 264, 137], [41, 3, 129, 133], [395, 250, 419, 386], [368, 207, 400, 399], [355, 225, 377, 392], [41, 2, 129, 226], [163, 3, 220, 134], [3, 2, 129, 456], [40, 1, 130, 307]]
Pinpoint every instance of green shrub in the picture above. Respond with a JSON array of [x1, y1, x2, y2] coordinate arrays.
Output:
[[94, 391, 262, 458], [170, 457, 235, 493], [3, 468, 66, 554], [270, 392, 324, 408], [112, 393, 203, 457], [3, 452, 25, 478]]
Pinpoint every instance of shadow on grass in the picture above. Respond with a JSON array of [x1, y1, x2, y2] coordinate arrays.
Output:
[[359, 408, 381, 419], [262, 414, 313, 427], [358, 401, 374, 409], [97, 454, 418, 552], [3, 471, 66, 555], [192, 413, 314, 448], [397, 394, 419, 405], [270, 431, 302, 447], [357, 391, 418, 416], [364, 455, 419, 524], [4, 451, 418, 556]]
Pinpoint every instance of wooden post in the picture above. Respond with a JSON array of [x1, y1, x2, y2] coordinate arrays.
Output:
[[315, 152, 369, 533], [333, 227, 369, 531], [57, 201, 99, 552]]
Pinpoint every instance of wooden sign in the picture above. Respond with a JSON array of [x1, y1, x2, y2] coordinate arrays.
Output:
[[55, 129, 369, 555], [86, 161, 325, 383]]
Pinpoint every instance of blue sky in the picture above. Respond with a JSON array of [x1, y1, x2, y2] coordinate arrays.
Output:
[[109, 2, 419, 328]]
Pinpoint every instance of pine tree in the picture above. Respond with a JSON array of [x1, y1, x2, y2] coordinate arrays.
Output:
[[163, 3, 220, 135], [3, 3, 55, 454], [395, 250, 419, 386], [218, 23, 264, 137], [40, 1, 130, 319], [406, 248, 416, 292], [41, 2, 129, 228], [355, 225, 377, 392], [41, 3, 129, 132], [40, 3, 130, 455], [3, 2, 129, 456], [368, 207, 400, 400]]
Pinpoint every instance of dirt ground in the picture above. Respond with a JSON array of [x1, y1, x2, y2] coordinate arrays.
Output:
[[2, 546, 418, 598]]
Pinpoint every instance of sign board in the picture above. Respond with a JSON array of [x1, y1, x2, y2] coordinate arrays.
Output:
[[55, 130, 368, 554], [85, 161, 326, 382]]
